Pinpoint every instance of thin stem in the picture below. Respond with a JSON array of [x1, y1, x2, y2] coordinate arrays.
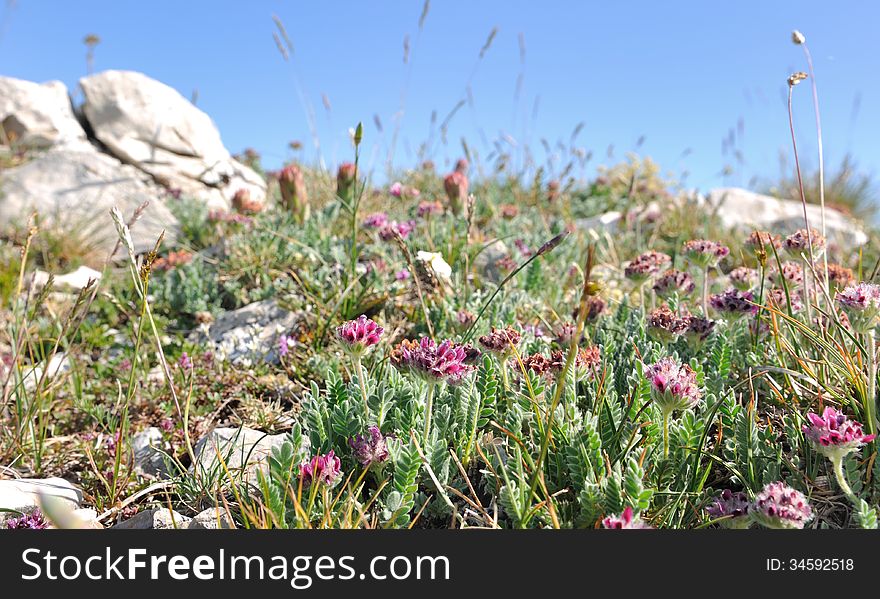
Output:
[[662, 410, 671, 459], [423, 382, 436, 445], [801, 42, 830, 297], [830, 455, 858, 505], [865, 330, 877, 439], [355, 355, 370, 420], [702, 265, 709, 316], [787, 82, 818, 292]]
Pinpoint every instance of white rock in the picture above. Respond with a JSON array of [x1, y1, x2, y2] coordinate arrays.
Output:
[[113, 508, 191, 530], [0, 478, 83, 522], [473, 239, 510, 283], [191, 426, 293, 483], [80, 70, 266, 209], [703, 187, 867, 247], [187, 507, 235, 529], [0, 77, 89, 149], [30, 265, 102, 292], [131, 427, 172, 478], [21, 353, 70, 392], [0, 148, 178, 257], [190, 300, 301, 366]]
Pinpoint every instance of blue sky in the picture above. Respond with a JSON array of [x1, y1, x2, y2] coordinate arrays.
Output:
[[1, 0, 877, 191]]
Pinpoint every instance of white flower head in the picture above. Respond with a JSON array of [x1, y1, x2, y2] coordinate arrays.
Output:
[[792, 30, 806, 45], [416, 251, 452, 281]]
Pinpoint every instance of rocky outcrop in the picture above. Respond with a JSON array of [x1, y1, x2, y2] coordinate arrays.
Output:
[[0, 477, 83, 525], [703, 188, 867, 247], [191, 426, 297, 483], [0, 77, 89, 149], [79, 70, 265, 209], [190, 299, 302, 366], [0, 147, 178, 256], [1, 71, 266, 261]]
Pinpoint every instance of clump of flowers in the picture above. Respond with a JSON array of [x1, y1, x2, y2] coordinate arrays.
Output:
[[770, 261, 804, 288], [301, 451, 342, 488], [751, 482, 813, 529], [645, 357, 702, 457], [392, 337, 475, 441], [646, 305, 688, 343], [684, 314, 716, 349], [337, 316, 383, 416], [278, 163, 309, 223], [624, 250, 671, 284], [653, 269, 695, 298], [804, 407, 875, 459], [478, 326, 522, 358], [278, 334, 296, 358], [336, 315, 383, 358], [379, 219, 416, 241], [835, 282, 880, 333], [584, 296, 607, 323], [555, 322, 578, 348], [765, 287, 803, 313], [645, 357, 702, 414], [349, 426, 390, 467], [682, 239, 729, 268], [337, 162, 357, 199], [389, 181, 419, 199], [601, 507, 653, 529], [803, 407, 875, 503], [443, 171, 468, 216], [231, 188, 263, 214], [153, 250, 193, 271], [392, 338, 473, 386], [706, 490, 751, 529], [784, 228, 826, 255], [5, 509, 49, 530], [417, 200, 443, 218], [709, 288, 758, 319], [363, 212, 389, 228], [822, 263, 855, 291], [744, 230, 782, 251], [728, 267, 758, 291], [500, 204, 519, 219]]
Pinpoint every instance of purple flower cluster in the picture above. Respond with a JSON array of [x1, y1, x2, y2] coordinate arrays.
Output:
[[349, 426, 390, 466], [624, 251, 671, 283], [784, 228, 826, 254], [728, 267, 758, 291], [301, 450, 342, 487], [478, 326, 522, 356], [803, 407, 875, 460], [765, 287, 803, 313], [363, 212, 389, 228], [682, 239, 729, 268], [708, 288, 758, 319], [646, 305, 688, 343], [335, 315, 383, 357], [391, 338, 475, 386], [752, 482, 813, 529], [771, 261, 804, 287], [644, 357, 702, 414], [379, 219, 416, 241], [417, 200, 444, 218], [835, 282, 880, 333], [744, 230, 782, 251], [278, 334, 296, 358], [601, 507, 653, 529], [706, 490, 751, 528], [5, 509, 49, 530], [652, 269, 695, 298], [684, 314, 716, 348]]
